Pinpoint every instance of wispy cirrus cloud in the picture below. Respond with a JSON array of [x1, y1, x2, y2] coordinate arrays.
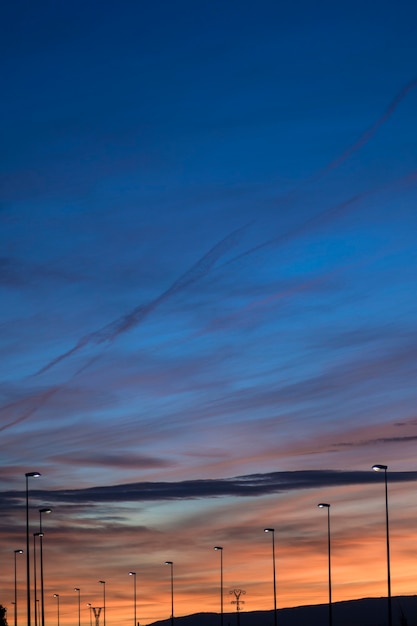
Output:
[[0, 223, 250, 433], [34, 222, 250, 376]]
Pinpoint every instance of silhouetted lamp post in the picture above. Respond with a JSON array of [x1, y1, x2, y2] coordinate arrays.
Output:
[[39, 509, 51, 626], [318, 504, 332, 626], [53, 595, 59, 626], [14, 549, 24, 626], [372, 464, 392, 626], [264, 529, 277, 626], [98, 581, 106, 626], [74, 589, 81, 626], [25, 472, 41, 626], [213, 547, 223, 626], [164, 561, 174, 626], [33, 533, 43, 626], [128, 572, 136, 626]]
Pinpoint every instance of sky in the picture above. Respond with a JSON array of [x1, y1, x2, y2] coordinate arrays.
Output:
[[1, 0, 417, 624]]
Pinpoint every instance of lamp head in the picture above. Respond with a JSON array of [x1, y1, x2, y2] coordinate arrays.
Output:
[[25, 472, 41, 478], [15, 549, 24, 554], [318, 503, 330, 508], [214, 546, 223, 551], [74, 588, 80, 592], [53, 594, 59, 598], [39, 508, 52, 514], [372, 464, 388, 471], [128, 571, 136, 576], [264, 528, 275, 533], [165, 561, 173, 565], [99, 580, 105, 584]]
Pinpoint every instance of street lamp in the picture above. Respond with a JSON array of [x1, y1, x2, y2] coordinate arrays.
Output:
[[318, 504, 332, 626], [14, 549, 24, 626], [372, 464, 392, 626], [264, 529, 277, 626], [213, 547, 223, 626], [25, 472, 41, 626], [33, 533, 43, 626], [53, 595, 59, 626], [98, 581, 106, 626], [39, 509, 51, 626], [86, 604, 92, 626], [74, 589, 81, 626], [128, 573, 136, 626], [164, 562, 174, 626]]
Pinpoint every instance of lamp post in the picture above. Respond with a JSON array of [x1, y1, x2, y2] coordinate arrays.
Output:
[[33, 533, 43, 626], [318, 504, 332, 626], [53, 595, 59, 626], [25, 472, 41, 626], [264, 529, 277, 626], [372, 464, 392, 626], [14, 549, 24, 626], [74, 589, 81, 626], [128, 573, 136, 626], [98, 581, 106, 626], [86, 604, 92, 626], [213, 547, 223, 626], [39, 508, 51, 626], [164, 562, 174, 626]]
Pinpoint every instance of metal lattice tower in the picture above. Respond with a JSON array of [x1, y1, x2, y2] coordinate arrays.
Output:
[[230, 589, 246, 626], [91, 607, 102, 626]]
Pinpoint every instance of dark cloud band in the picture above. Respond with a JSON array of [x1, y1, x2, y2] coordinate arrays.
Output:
[[3, 469, 417, 508]]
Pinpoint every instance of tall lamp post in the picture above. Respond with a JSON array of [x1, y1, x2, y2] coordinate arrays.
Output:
[[264, 529, 277, 626], [213, 547, 223, 626], [14, 549, 24, 626], [164, 562, 174, 626], [39, 508, 52, 626], [98, 581, 106, 626], [33, 533, 43, 626], [128, 573, 136, 626], [74, 589, 81, 626], [53, 595, 59, 626], [372, 464, 392, 626], [25, 471, 41, 626], [318, 504, 332, 626]]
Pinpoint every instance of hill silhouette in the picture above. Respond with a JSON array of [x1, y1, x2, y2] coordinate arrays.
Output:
[[148, 595, 417, 626]]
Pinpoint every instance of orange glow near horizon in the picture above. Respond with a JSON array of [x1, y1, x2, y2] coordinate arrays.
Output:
[[2, 479, 417, 626]]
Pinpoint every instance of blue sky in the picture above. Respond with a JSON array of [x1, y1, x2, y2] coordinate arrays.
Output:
[[1, 1, 417, 624]]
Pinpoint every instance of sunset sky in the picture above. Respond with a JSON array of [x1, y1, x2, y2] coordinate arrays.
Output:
[[1, 1, 417, 625]]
